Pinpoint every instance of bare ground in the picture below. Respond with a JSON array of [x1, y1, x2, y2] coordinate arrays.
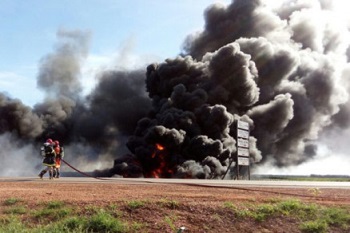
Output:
[[0, 180, 349, 232]]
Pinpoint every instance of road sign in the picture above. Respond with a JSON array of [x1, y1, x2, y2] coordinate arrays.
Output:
[[237, 120, 249, 130], [237, 129, 249, 139], [236, 120, 250, 179], [237, 147, 249, 157], [237, 157, 249, 166], [237, 138, 249, 148]]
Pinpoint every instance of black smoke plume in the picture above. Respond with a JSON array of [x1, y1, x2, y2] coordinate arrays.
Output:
[[1, 0, 350, 178], [108, 0, 350, 178]]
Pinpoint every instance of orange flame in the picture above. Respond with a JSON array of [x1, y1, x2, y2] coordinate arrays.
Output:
[[152, 143, 165, 158], [148, 143, 174, 178], [150, 143, 167, 178], [156, 143, 165, 151]]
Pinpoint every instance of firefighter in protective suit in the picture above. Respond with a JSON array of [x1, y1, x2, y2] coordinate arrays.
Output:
[[38, 139, 56, 179], [53, 140, 64, 178]]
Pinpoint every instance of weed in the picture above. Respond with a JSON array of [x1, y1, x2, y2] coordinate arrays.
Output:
[[266, 197, 281, 203], [164, 215, 177, 232], [109, 203, 118, 211], [127, 200, 145, 210], [223, 202, 251, 218], [83, 205, 105, 216], [308, 188, 322, 196], [300, 220, 328, 233], [32, 207, 71, 221], [160, 199, 179, 209], [277, 199, 302, 215], [107, 203, 124, 218], [0, 216, 27, 233], [46, 200, 65, 209], [252, 204, 277, 222], [85, 210, 128, 232], [3, 198, 20, 206], [129, 221, 145, 231], [61, 216, 86, 231], [321, 207, 350, 229], [4, 206, 27, 215], [223, 201, 235, 209]]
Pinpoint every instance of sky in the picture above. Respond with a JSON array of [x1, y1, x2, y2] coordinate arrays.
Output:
[[1, 0, 350, 177], [0, 0, 231, 106]]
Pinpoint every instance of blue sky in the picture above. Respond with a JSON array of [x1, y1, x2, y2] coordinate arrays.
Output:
[[0, 0, 230, 106]]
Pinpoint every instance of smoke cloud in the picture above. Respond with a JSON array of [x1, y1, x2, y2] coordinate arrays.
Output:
[[0, 28, 151, 175], [1, 0, 350, 178]]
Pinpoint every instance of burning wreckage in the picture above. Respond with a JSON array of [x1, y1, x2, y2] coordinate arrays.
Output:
[[1, 0, 350, 179], [109, 52, 261, 179]]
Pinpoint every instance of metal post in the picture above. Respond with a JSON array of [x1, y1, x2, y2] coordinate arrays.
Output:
[[248, 164, 250, 180], [222, 157, 234, 180]]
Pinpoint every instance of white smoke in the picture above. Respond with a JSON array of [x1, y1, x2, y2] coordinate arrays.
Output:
[[0, 134, 38, 176]]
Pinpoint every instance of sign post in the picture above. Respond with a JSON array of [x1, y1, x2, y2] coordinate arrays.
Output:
[[236, 120, 250, 180]]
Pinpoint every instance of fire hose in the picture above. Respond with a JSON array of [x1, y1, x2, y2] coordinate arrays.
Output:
[[61, 159, 107, 180]]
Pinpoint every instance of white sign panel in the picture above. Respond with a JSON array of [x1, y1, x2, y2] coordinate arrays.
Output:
[[237, 129, 249, 139], [237, 120, 249, 130], [238, 157, 250, 166], [238, 147, 249, 157], [237, 138, 249, 148]]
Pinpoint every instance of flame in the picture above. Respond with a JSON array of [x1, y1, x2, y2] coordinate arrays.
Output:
[[152, 143, 165, 158], [151, 160, 167, 178], [148, 143, 174, 178], [156, 143, 165, 151]]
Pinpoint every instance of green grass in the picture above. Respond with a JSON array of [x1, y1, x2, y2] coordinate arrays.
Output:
[[164, 215, 178, 232], [3, 206, 27, 215], [300, 220, 328, 233], [32, 206, 71, 221], [0, 198, 348, 232], [159, 199, 180, 209], [30, 200, 70, 222], [85, 210, 128, 232], [46, 200, 65, 209], [3, 198, 21, 206], [0, 205, 138, 233], [223, 199, 350, 232], [126, 200, 145, 210], [0, 216, 27, 233]]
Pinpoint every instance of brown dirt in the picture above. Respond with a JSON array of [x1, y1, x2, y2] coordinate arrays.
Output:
[[0, 181, 349, 232]]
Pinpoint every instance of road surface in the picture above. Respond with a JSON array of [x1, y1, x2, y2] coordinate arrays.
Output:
[[0, 177, 349, 189]]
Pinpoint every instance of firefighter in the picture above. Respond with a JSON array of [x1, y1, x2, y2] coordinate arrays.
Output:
[[38, 138, 56, 179], [53, 140, 64, 178]]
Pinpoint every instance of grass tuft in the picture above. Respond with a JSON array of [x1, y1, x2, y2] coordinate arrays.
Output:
[[4, 206, 27, 215], [300, 220, 328, 233], [3, 198, 21, 206], [160, 199, 180, 209], [85, 210, 128, 233], [127, 200, 145, 210]]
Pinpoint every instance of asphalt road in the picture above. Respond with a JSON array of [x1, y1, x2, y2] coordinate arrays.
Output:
[[0, 177, 349, 189]]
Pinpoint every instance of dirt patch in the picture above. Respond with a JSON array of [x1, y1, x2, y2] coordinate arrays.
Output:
[[0, 181, 349, 232]]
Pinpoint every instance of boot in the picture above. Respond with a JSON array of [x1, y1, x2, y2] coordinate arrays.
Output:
[[38, 170, 46, 179], [56, 170, 60, 178], [52, 169, 57, 178], [49, 170, 53, 179]]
